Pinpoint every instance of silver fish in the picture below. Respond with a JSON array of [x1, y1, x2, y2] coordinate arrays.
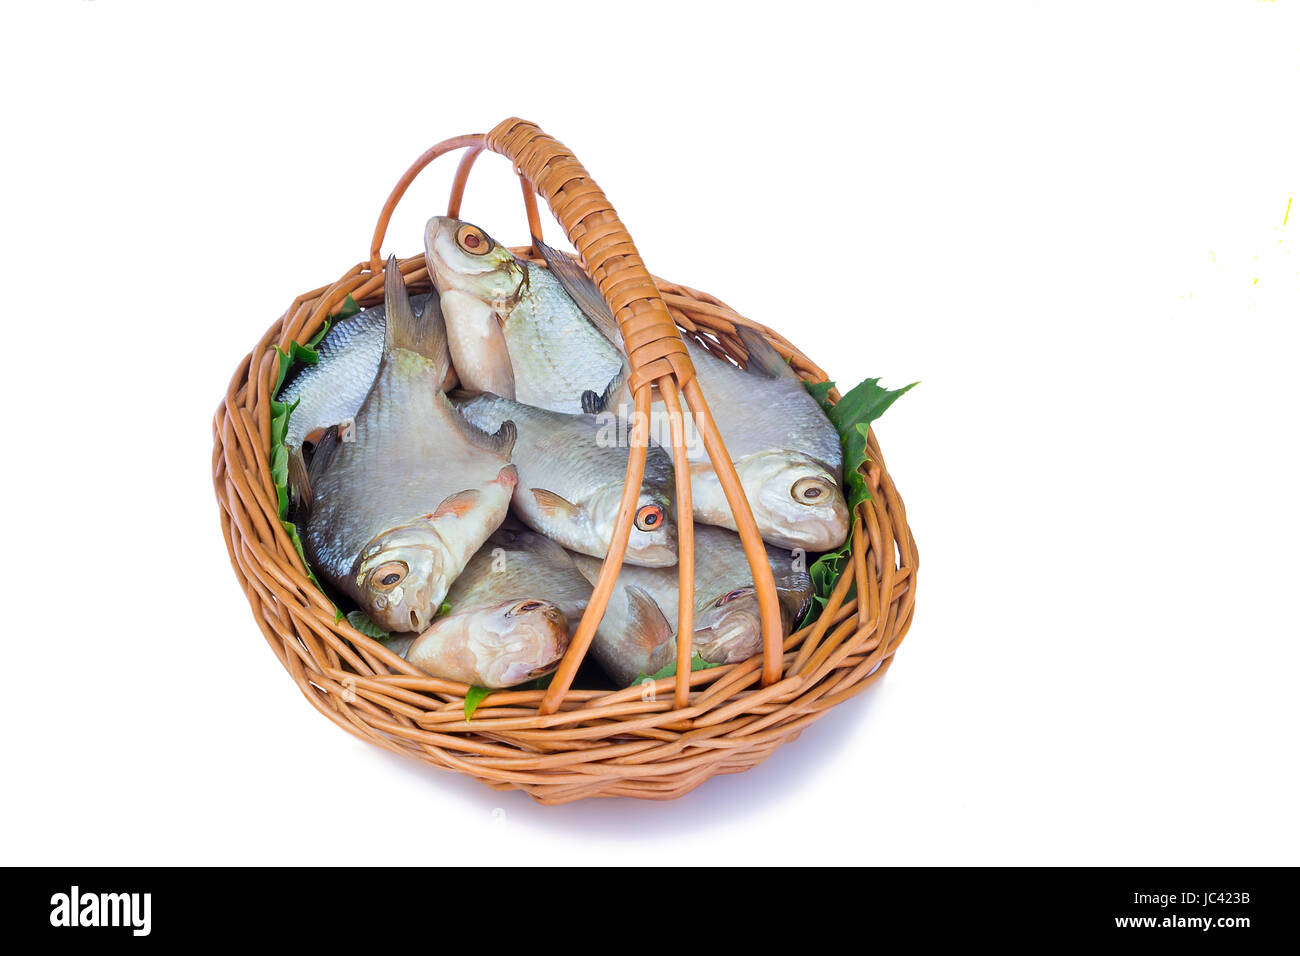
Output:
[[536, 243, 849, 553], [424, 216, 624, 414], [570, 524, 813, 686], [405, 524, 591, 686], [300, 257, 518, 633], [403, 525, 587, 687], [277, 292, 448, 507], [277, 293, 436, 457], [454, 392, 678, 567]]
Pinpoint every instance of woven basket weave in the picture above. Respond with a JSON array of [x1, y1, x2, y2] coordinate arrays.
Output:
[[211, 119, 918, 803]]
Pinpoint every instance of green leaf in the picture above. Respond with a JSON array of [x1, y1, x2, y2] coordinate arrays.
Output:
[[334, 294, 361, 321], [804, 378, 836, 410], [280, 519, 321, 590], [797, 375, 915, 628], [633, 652, 722, 685], [305, 319, 332, 351], [799, 540, 855, 628], [273, 346, 293, 394], [829, 377, 917, 512], [464, 685, 492, 721], [269, 444, 289, 519], [288, 339, 320, 367], [346, 610, 391, 643]]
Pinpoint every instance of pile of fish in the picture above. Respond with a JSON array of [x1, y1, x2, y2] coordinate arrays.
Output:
[[279, 215, 850, 688]]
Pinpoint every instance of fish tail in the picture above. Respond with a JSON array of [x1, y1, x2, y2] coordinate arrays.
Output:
[[383, 255, 450, 378], [736, 325, 799, 381]]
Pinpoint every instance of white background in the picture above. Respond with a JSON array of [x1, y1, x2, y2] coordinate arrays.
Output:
[[1, 1, 1296, 866]]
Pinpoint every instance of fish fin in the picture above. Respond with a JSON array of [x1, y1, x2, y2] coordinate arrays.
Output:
[[534, 237, 622, 346], [383, 255, 450, 376], [441, 396, 517, 458], [624, 585, 674, 653], [305, 425, 341, 491], [580, 361, 630, 415], [287, 446, 312, 509], [736, 325, 799, 381], [428, 488, 482, 520], [531, 488, 581, 520]]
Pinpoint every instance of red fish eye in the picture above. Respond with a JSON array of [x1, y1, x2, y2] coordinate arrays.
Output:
[[635, 504, 664, 531], [455, 223, 494, 256]]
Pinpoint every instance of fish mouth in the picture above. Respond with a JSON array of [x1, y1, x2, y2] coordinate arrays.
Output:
[[757, 499, 850, 551], [488, 603, 571, 686], [693, 597, 764, 664], [624, 540, 680, 568]]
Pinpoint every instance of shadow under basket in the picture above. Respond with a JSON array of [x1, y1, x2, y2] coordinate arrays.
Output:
[[211, 118, 919, 804]]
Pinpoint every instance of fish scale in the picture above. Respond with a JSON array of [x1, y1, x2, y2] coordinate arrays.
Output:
[[504, 268, 623, 413]]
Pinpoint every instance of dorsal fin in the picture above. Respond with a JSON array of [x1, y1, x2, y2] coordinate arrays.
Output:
[[305, 424, 342, 501], [534, 237, 622, 346], [287, 447, 312, 510], [735, 326, 799, 381], [383, 255, 450, 379]]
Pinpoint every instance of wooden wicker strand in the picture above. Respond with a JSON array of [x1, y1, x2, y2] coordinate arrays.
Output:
[[480, 117, 784, 700], [212, 120, 919, 802]]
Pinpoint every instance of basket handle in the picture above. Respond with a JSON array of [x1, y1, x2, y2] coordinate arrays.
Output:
[[369, 119, 786, 715]]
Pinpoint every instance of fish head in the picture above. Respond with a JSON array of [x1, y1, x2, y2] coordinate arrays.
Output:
[[424, 216, 525, 310], [732, 452, 849, 552], [459, 599, 571, 687], [585, 483, 678, 567], [353, 467, 517, 632], [693, 587, 795, 664], [354, 521, 453, 633]]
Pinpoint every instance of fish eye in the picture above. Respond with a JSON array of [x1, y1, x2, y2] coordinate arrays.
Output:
[[510, 600, 546, 616], [635, 504, 665, 531], [369, 560, 409, 592], [791, 477, 834, 504], [455, 223, 494, 256]]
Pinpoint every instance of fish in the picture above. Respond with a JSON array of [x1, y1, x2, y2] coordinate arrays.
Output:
[[403, 526, 587, 687], [536, 242, 850, 553], [453, 392, 678, 567], [276, 293, 438, 456], [423, 216, 625, 414], [569, 524, 813, 686], [299, 257, 518, 633]]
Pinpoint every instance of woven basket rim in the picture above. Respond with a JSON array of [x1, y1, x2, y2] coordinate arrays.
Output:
[[210, 121, 918, 803]]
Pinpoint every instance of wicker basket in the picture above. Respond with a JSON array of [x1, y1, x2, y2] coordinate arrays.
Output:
[[212, 118, 918, 803]]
